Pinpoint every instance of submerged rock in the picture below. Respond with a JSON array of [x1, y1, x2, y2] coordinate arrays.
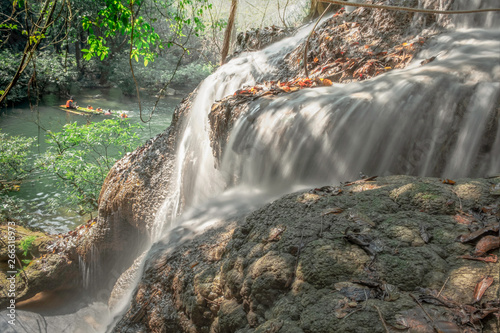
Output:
[[113, 176, 500, 332]]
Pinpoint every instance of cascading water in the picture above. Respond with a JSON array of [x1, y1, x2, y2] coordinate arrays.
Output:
[[105, 2, 500, 330], [222, 29, 500, 188], [151, 19, 332, 238], [153, 3, 499, 235], [117, 0, 499, 324]]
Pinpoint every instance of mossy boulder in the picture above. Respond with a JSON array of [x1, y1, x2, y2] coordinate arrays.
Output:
[[112, 176, 500, 332]]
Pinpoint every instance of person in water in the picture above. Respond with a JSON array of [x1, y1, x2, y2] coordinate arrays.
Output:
[[96, 107, 103, 112], [87, 105, 93, 110], [104, 109, 112, 115], [65, 99, 77, 109], [120, 113, 128, 118]]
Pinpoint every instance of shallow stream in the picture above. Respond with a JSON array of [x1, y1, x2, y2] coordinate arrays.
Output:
[[0, 88, 183, 233]]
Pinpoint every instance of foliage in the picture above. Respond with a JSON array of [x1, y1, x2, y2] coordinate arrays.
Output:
[[0, 51, 31, 104], [0, 0, 71, 104], [20, 235, 37, 257], [0, 130, 36, 223], [0, 130, 35, 185], [33, 52, 79, 95], [41, 119, 142, 215], [82, 0, 213, 66], [0, 50, 78, 104], [0, 194, 29, 223], [110, 52, 213, 94]]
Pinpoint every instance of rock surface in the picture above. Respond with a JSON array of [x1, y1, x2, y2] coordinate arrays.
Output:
[[113, 176, 500, 333], [0, 224, 81, 306], [79, 92, 196, 293]]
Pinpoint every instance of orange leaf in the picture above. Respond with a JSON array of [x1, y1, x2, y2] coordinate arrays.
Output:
[[454, 214, 474, 225], [314, 57, 319, 63], [364, 45, 369, 49], [442, 179, 456, 185], [322, 79, 333, 86]]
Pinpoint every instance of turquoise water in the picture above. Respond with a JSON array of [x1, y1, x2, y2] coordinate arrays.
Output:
[[0, 88, 183, 233]]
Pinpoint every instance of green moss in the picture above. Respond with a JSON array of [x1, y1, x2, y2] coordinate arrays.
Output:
[[20, 235, 36, 257]]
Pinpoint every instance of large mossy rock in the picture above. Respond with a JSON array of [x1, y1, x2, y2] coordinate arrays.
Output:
[[113, 175, 500, 332], [0, 225, 81, 306]]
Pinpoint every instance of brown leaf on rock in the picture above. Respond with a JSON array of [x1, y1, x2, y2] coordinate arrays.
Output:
[[267, 226, 286, 242], [473, 276, 494, 304], [442, 179, 456, 185], [456, 225, 498, 243], [474, 236, 500, 256], [394, 310, 432, 332], [349, 212, 376, 227], [481, 204, 499, 214], [344, 175, 378, 186]]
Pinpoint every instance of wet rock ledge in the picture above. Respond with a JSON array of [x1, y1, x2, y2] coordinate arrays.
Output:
[[114, 175, 500, 333]]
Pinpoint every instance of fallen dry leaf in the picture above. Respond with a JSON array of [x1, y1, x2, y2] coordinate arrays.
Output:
[[474, 236, 500, 256], [473, 276, 494, 304]]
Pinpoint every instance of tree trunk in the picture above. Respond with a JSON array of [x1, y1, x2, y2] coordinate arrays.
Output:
[[307, 0, 328, 20], [75, 28, 84, 79], [220, 0, 238, 65]]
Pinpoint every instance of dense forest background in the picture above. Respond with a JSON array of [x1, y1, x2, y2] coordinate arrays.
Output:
[[0, 0, 318, 225], [0, 0, 312, 105]]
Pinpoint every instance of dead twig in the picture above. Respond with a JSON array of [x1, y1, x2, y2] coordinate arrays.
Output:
[[410, 293, 438, 332], [372, 305, 390, 333], [304, 3, 332, 78], [437, 276, 450, 298]]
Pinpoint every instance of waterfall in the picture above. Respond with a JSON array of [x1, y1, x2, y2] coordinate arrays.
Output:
[[151, 18, 331, 238], [151, 2, 500, 240], [110, 0, 499, 331], [221, 30, 500, 189], [145, 0, 500, 242]]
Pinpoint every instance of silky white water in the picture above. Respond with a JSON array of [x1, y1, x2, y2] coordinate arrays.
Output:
[[153, 5, 500, 242], [113, 2, 499, 329], [151, 17, 332, 238], [5, 1, 498, 332]]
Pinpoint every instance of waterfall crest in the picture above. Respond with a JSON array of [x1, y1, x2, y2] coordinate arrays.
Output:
[[153, 1, 499, 240]]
